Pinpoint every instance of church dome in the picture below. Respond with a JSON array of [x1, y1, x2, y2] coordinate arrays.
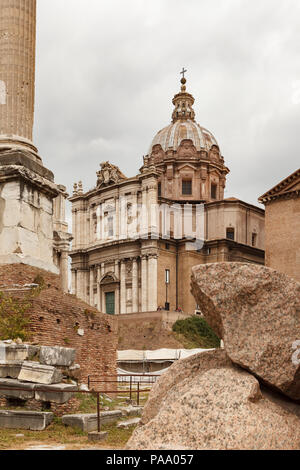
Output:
[[148, 74, 220, 156], [150, 120, 219, 153]]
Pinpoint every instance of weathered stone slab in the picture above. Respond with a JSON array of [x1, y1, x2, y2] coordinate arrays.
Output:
[[62, 411, 122, 432], [18, 362, 63, 385], [117, 417, 140, 428], [34, 384, 77, 404], [119, 406, 143, 417], [191, 262, 300, 401], [0, 410, 53, 431], [0, 344, 39, 362], [39, 346, 76, 367], [0, 362, 22, 379], [0, 378, 35, 400]]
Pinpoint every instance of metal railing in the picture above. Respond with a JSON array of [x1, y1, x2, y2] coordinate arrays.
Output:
[[0, 376, 159, 434], [88, 374, 160, 405]]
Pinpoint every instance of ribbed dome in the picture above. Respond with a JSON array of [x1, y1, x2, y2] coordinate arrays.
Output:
[[148, 75, 220, 156], [150, 120, 219, 153]]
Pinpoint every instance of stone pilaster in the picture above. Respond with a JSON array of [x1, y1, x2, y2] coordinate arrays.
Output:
[[148, 254, 158, 311], [97, 266, 101, 311], [71, 270, 77, 295], [132, 257, 139, 313], [60, 251, 69, 293], [89, 268, 94, 307], [141, 255, 148, 312], [120, 260, 126, 314]]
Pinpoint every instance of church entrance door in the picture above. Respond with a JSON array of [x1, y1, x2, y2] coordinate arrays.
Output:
[[105, 292, 115, 315]]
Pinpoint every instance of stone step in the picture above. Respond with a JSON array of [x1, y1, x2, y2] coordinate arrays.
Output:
[[18, 362, 63, 385], [0, 410, 53, 431], [62, 411, 122, 432]]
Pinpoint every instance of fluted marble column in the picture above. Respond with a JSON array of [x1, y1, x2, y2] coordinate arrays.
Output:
[[0, 0, 39, 158], [132, 257, 139, 313]]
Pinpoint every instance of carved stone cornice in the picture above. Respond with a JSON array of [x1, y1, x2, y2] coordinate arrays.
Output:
[[0, 164, 59, 198]]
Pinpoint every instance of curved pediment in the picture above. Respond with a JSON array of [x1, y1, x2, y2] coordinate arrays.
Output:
[[100, 271, 119, 285]]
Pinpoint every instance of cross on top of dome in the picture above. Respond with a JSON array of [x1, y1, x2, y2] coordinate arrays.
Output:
[[172, 68, 196, 123]]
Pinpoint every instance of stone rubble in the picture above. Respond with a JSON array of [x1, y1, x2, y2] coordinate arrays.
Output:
[[0, 342, 81, 429]]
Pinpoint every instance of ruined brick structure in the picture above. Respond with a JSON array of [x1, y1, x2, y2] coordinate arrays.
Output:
[[259, 168, 300, 282], [0, 264, 118, 386]]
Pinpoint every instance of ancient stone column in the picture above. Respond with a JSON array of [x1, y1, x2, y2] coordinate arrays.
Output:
[[0, 0, 40, 159], [132, 257, 139, 313]]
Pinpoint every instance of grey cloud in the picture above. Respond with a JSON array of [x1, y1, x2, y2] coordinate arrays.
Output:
[[34, 0, 300, 208]]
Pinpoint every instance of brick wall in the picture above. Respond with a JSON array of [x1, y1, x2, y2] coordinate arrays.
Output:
[[0, 264, 118, 387], [265, 197, 300, 282]]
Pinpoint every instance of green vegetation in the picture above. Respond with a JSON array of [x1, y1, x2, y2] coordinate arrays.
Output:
[[0, 285, 43, 341], [172, 315, 220, 349]]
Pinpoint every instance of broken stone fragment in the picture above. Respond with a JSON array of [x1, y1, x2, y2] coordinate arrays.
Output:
[[0, 378, 35, 400], [34, 383, 77, 404], [18, 361, 63, 385], [191, 262, 300, 401], [39, 346, 76, 367], [0, 362, 23, 379], [0, 344, 39, 362]]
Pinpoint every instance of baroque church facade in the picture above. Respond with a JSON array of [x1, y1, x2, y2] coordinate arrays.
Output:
[[70, 76, 265, 315]]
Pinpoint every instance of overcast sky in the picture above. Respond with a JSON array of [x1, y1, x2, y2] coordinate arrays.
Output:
[[34, 0, 300, 220]]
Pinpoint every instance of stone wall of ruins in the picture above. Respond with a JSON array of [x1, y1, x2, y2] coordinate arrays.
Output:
[[0, 264, 118, 385], [265, 197, 300, 282]]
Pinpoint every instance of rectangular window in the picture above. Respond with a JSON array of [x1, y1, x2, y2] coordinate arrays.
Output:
[[158, 182, 162, 197], [226, 228, 235, 241], [165, 269, 170, 284], [108, 216, 114, 237], [182, 180, 192, 196], [211, 184, 217, 200], [252, 233, 257, 247]]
